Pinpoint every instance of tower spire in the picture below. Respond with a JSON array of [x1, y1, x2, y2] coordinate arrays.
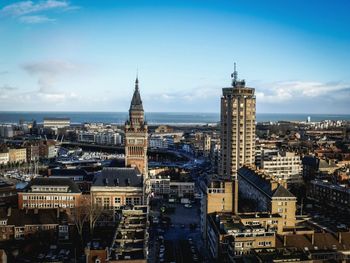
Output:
[[135, 70, 139, 90]]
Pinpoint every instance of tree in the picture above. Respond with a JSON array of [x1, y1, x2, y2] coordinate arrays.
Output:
[[71, 204, 89, 242], [70, 195, 104, 242], [88, 203, 104, 236]]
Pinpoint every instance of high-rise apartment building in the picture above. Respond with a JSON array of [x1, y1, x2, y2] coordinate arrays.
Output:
[[125, 78, 148, 177], [218, 65, 256, 214], [219, 64, 256, 177]]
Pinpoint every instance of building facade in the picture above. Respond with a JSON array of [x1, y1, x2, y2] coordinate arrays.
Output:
[[90, 168, 144, 209], [261, 152, 302, 185], [43, 118, 70, 129], [18, 178, 81, 210], [219, 65, 256, 177], [125, 78, 148, 177], [8, 148, 27, 163]]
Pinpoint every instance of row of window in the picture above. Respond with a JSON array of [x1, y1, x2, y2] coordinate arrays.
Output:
[[22, 203, 74, 208], [23, 195, 75, 201], [95, 197, 142, 207]]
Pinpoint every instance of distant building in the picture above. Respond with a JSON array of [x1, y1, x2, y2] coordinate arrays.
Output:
[[0, 180, 17, 206], [22, 142, 40, 162], [0, 208, 69, 241], [18, 178, 82, 210], [0, 152, 9, 165], [169, 181, 195, 198], [0, 125, 14, 138], [155, 125, 173, 133], [125, 78, 148, 177], [261, 152, 302, 185], [302, 155, 320, 181], [308, 179, 350, 213], [78, 131, 122, 145], [43, 117, 70, 129], [90, 167, 144, 209], [8, 148, 27, 163]]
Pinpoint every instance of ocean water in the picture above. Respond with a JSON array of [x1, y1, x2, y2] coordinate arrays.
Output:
[[0, 111, 349, 125]]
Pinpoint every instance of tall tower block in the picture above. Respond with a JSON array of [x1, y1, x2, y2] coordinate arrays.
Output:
[[219, 64, 256, 212], [125, 77, 148, 178]]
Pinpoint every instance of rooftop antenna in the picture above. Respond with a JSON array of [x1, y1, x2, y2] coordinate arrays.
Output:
[[231, 62, 238, 87]]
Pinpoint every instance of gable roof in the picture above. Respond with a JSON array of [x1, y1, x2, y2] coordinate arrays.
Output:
[[93, 168, 142, 188], [272, 185, 295, 198], [23, 177, 81, 193]]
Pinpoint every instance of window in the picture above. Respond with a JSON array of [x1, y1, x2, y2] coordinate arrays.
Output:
[[114, 197, 121, 204], [133, 197, 141, 205], [126, 197, 132, 205], [103, 198, 110, 208], [95, 197, 102, 205]]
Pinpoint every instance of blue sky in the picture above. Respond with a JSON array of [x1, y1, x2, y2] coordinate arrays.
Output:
[[0, 0, 350, 113]]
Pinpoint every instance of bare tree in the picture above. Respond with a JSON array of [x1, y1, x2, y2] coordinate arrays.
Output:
[[71, 204, 89, 241], [88, 203, 104, 236]]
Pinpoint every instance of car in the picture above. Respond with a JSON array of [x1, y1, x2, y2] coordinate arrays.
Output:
[[184, 204, 192, 208]]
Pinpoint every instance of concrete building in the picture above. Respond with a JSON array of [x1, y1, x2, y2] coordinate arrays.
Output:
[[200, 177, 234, 241], [308, 179, 350, 213], [206, 212, 276, 260], [149, 177, 170, 196], [90, 168, 144, 209], [261, 152, 302, 185], [219, 65, 256, 177], [0, 152, 9, 165], [125, 78, 148, 177], [78, 131, 122, 145], [0, 125, 14, 138], [169, 181, 195, 198], [43, 117, 70, 129], [219, 65, 256, 214], [238, 166, 297, 228], [18, 178, 82, 210], [8, 148, 27, 163]]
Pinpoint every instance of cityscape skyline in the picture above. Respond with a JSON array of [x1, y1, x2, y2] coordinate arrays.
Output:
[[1, 0, 350, 114]]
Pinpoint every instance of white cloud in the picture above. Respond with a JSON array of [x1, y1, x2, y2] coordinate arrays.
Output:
[[22, 60, 80, 93], [0, 0, 78, 23], [256, 81, 350, 104], [19, 14, 55, 23]]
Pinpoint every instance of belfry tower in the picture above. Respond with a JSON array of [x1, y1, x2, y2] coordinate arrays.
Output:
[[125, 77, 148, 177]]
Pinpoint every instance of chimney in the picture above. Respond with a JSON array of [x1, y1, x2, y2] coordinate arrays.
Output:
[[338, 232, 342, 243], [311, 233, 315, 245], [271, 181, 278, 191], [283, 235, 287, 246], [7, 207, 11, 217]]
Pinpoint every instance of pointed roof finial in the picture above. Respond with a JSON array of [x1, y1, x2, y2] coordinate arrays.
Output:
[[135, 69, 139, 90]]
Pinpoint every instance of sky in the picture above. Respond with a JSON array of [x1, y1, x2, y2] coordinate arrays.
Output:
[[0, 0, 350, 114]]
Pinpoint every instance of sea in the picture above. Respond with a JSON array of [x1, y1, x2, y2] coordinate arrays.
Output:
[[0, 112, 350, 125]]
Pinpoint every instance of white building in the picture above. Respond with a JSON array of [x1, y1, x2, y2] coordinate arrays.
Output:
[[0, 125, 14, 138], [43, 118, 70, 129], [77, 131, 122, 145], [169, 181, 195, 197], [0, 152, 9, 165], [261, 152, 302, 184], [149, 135, 174, 149]]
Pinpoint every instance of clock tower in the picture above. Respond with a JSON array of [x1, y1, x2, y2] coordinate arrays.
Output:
[[125, 77, 148, 178]]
